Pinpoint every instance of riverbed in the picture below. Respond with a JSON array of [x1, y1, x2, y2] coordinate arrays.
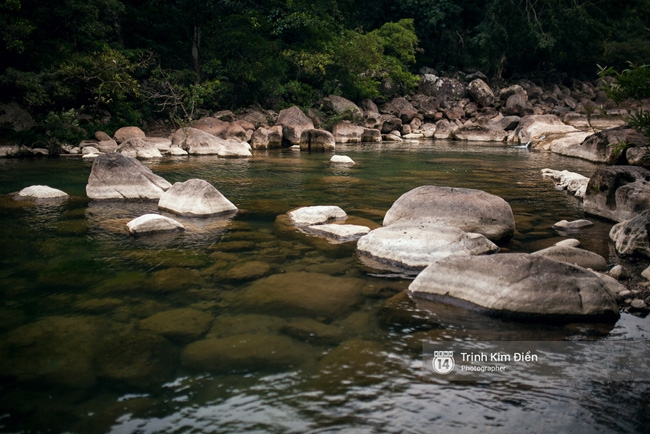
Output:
[[0, 140, 648, 433]]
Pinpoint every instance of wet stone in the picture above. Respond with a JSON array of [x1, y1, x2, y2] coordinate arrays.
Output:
[[74, 298, 124, 314], [181, 333, 314, 373], [139, 308, 214, 342], [280, 318, 344, 345], [207, 314, 288, 338], [147, 268, 205, 292], [220, 261, 272, 282]]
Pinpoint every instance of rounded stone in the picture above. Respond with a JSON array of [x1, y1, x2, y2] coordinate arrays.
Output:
[[158, 178, 238, 216]]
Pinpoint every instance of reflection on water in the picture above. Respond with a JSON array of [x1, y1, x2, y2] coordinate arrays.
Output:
[[0, 141, 648, 433]]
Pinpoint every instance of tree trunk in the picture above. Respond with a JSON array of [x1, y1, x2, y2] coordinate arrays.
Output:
[[192, 24, 201, 82]]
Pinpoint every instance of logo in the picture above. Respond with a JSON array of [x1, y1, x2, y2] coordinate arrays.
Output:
[[432, 350, 455, 375]]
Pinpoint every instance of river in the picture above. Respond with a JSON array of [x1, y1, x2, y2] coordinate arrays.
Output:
[[0, 140, 648, 433]]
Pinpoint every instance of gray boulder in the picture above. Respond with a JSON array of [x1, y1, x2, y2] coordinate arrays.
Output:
[[113, 126, 146, 144], [609, 210, 650, 257], [321, 95, 363, 119], [357, 220, 498, 273], [511, 115, 579, 145], [250, 126, 283, 149], [86, 153, 171, 200], [418, 75, 467, 100], [381, 97, 419, 123], [468, 78, 495, 107], [433, 119, 457, 139], [277, 106, 315, 146], [288, 206, 347, 227], [452, 119, 508, 142], [116, 137, 163, 159], [583, 166, 650, 222], [408, 253, 619, 320], [333, 121, 365, 143], [299, 129, 335, 151], [158, 178, 238, 216], [194, 117, 230, 138], [383, 185, 515, 241], [126, 214, 185, 235], [541, 168, 589, 198], [170, 127, 224, 155]]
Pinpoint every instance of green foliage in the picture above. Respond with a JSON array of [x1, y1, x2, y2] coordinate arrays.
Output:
[[598, 62, 650, 104], [39, 109, 88, 154], [628, 110, 650, 139]]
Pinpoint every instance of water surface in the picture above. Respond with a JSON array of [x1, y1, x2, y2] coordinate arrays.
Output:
[[0, 140, 648, 433]]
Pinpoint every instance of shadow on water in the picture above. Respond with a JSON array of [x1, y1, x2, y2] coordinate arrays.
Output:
[[0, 141, 648, 433]]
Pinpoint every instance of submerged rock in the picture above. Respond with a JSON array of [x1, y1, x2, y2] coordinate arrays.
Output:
[[408, 253, 619, 321], [139, 308, 213, 342], [86, 153, 172, 200], [383, 185, 515, 241], [158, 178, 238, 216]]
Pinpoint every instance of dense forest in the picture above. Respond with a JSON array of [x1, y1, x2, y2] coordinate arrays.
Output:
[[1, 0, 649, 147]]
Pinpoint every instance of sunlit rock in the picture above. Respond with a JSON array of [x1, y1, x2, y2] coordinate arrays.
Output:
[[409, 253, 619, 321], [531, 245, 607, 271], [383, 185, 515, 241], [288, 205, 347, 227], [86, 153, 171, 200], [158, 178, 238, 216], [16, 185, 69, 200]]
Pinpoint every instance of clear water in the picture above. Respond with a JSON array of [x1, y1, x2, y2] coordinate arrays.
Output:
[[0, 140, 648, 433]]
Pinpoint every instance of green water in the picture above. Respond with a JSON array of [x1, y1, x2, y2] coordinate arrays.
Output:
[[0, 141, 648, 433]]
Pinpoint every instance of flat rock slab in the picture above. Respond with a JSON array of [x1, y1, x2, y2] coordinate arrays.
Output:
[[531, 245, 607, 271], [357, 220, 498, 273], [126, 214, 185, 235], [158, 178, 238, 216], [408, 253, 619, 321], [383, 185, 515, 241], [86, 153, 171, 200], [288, 206, 347, 226], [303, 223, 370, 243], [17, 185, 69, 199]]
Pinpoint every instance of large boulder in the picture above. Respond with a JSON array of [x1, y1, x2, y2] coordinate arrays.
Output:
[[381, 97, 419, 123], [321, 95, 363, 119], [433, 119, 457, 139], [379, 114, 402, 133], [547, 132, 595, 160], [609, 210, 650, 258], [170, 127, 224, 155], [511, 115, 580, 145], [250, 126, 283, 149], [113, 126, 146, 144], [194, 117, 230, 138], [468, 78, 495, 107], [452, 119, 508, 142], [299, 129, 335, 151], [357, 220, 498, 273], [0, 102, 35, 131], [383, 185, 515, 241], [217, 139, 253, 158], [333, 121, 365, 143], [583, 166, 650, 222], [408, 253, 619, 321], [505, 88, 534, 116], [116, 137, 163, 159], [277, 106, 315, 146], [86, 153, 172, 200], [418, 75, 467, 100], [126, 214, 185, 235], [158, 178, 238, 216]]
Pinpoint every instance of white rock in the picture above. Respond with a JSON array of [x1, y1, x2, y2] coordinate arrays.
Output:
[[304, 224, 370, 243], [126, 214, 185, 235], [531, 245, 607, 271], [555, 238, 581, 248], [288, 206, 347, 227], [158, 178, 238, 216], [552, 219, 594, 230], [17, 185, 69, 199], [330, 155, 355, 165], [541, 168, 589, 198]]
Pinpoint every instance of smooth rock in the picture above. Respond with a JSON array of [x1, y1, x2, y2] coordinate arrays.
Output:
[[158, 178, 237, 216], [139, 308, 213, 342], [116, 137, 163, 159], [408, 253, 619, 320], [555, 238, 581, 247], [231, 272, 366, 320], [330, 155, 355, 165], [299, 128, 335, 151], [126, 214, 185, 235], [511, 115, 580, 145], [609, 265, 629, 280], [288, 206, 347, 227], [86, 153, 172, 200], [181, 334, 313, 372], [277, 106, 315, 146], [383, 185, 515, 241], [531, 245, 608, 271], [357, 220, 498, 273], [17, 185, 69, 199], [170, 127, 224, 155], [113, 126, 146, 144]]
